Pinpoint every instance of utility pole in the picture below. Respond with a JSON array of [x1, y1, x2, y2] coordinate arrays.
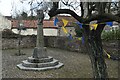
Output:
[[16, 16, 23, 56], [16, 15, 26, 56]]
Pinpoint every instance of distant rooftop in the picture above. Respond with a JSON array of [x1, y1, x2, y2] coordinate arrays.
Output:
[[56, 15, 78, 27], [11, 20, 58, 29], [10, 15, 78, 29], [4, 16, 12, 20]]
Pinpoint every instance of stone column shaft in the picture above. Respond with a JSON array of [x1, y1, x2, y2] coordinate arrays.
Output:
[[36, 22, 44, 48], [32, 10, 47, 58]]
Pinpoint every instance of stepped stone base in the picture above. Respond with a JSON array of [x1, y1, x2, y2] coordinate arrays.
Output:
[[17, 56, 63, 71]]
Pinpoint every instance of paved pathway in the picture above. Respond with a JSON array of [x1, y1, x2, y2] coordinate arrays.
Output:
[[2, 48, 118, 78]]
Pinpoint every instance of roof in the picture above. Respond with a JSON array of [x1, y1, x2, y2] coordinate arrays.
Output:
[[4, 16, 12, 20], [43, 20, 57, 28], [11, 20, 58, 29], [51, 15, 78, 27], [11, 15, 78, 29]]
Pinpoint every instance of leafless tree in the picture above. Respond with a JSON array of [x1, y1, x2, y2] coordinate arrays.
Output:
[[48, 1, 120, 79]]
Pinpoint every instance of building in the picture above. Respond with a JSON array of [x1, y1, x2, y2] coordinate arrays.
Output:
[[55, 15, 78, 36], [11, 15, 78, 36], [11, 19, 58, 36], [104, 21, 119, 32], [0, 14, 11, 31]]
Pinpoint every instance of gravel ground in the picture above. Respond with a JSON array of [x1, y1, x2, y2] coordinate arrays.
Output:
[[2, 48, 118, 78]]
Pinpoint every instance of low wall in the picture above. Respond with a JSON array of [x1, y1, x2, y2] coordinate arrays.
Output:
[[2, 35, 118, 54], [44, 36, 85, 52], [2, 36, 86, 53], [2, 36, 36, 49]]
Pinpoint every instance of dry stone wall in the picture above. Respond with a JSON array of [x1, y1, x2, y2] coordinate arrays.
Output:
[[2, 36, 86, 53]]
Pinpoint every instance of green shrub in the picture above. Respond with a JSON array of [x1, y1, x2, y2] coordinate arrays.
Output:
[[102, 29, 120, 41]]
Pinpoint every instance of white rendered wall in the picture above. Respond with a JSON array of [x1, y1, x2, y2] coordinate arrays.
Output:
[[12, 28, 58, 36], [0, 15, 11, 31]]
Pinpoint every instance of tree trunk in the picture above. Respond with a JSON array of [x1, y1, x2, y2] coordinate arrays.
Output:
[[83, 24, 108, 79], [48, 3, 113, 79]]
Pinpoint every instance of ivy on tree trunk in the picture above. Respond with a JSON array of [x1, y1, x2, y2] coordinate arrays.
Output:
[[83, 24, 108, 79]]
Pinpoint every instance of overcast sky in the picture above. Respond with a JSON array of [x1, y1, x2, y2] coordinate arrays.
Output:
[[0, 0, 31, 16], [0, 0, 13, 16], [0, 0, 117, 16], [0, 0, 81, 17]]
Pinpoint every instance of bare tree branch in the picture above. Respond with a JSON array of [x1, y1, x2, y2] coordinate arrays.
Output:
[[48, 9, 83, 22], [80, 2, 84, 17], [48, 8, 120, 23], [61, 0, 76, 10]]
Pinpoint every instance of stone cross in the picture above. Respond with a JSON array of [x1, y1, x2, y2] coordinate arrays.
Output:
[[32, 10, 47, 59], [17, 9, 63, 71]]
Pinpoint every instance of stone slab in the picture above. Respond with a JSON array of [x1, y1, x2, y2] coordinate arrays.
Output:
[[22, 59, 59, 68], [28, 56, 53, 63], [17, 62, 63, 71]]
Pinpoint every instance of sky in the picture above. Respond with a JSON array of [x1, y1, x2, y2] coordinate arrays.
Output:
[[0, 0, 117, 16], [0, 0, 13, 16], [0, 0, 30, 16], [0, 0, 81, 17]]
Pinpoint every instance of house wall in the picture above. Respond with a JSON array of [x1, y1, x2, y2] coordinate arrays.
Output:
[[0, 15, 11, 31], [44, 29, 58, 36], [58, 27, 76, 36], [12, 29, 37, 35], [112, 25, 119, 30], [104, 21, 119, 32], [12, 28, 58, 36], [12, 26, 76, 37], [104, 25, 119, 32]]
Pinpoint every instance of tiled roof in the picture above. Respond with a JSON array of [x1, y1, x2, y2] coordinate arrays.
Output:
[[11, 15, 78, 29], [43, 20, 57, 28], [52, 15, 78, 27], [11, 20, 58, 29]]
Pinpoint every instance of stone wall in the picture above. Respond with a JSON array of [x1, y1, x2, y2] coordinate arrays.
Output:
[[2, 36, 36, 49], [2, 36, 86, 53], [3, 35, 117, 54], [44, 36, 85, 53]]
